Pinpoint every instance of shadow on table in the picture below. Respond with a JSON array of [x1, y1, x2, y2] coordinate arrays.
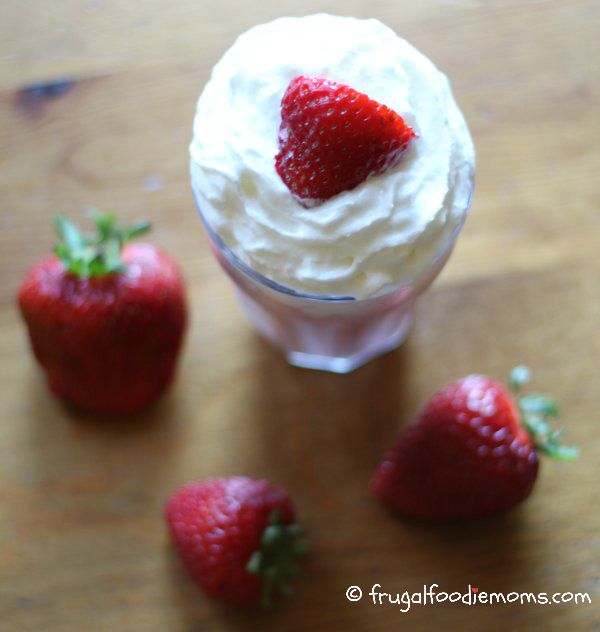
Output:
[[21, 368, 185, 522], [243, 335, 415, 502]]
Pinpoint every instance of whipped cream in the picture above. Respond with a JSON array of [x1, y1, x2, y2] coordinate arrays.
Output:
[[190, 14, 475, 299]]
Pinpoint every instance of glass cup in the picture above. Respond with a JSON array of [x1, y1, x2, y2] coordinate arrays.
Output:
[[191, 163, 472, 373]]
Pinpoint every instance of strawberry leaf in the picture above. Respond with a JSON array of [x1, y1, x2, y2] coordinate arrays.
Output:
[[519, 394, 559, 417], [55, 216, 86, 252], [126, 221, 152, 241], [54, 211, 151, 279], [509, 365, 531, 392], [245, 509, 308, 608], [536, 439, 580, 461], [511, 366, 579, 462]]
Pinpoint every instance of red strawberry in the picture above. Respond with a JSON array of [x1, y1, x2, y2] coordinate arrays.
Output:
[[370, 368, 578, 519], [275, 75, 416, 206], [165, 477, 308, 606], [18, 212, 187, 413]]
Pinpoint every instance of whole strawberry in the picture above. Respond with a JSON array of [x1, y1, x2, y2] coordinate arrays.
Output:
[[18, 212, 187, 413], [165, 477, 308, 606], [370, 367, 578, 519], [275, 75, 416, 206]]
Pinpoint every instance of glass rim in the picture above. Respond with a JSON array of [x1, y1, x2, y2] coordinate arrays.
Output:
[[192, 176, 474, 304]]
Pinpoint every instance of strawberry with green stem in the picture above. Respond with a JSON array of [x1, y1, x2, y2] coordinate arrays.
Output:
[[166, 477, 308, 607], [370, 367, 578, 519], [18, 211, 187, 413]]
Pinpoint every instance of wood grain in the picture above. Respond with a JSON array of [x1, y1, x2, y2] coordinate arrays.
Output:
[[1, 1, 599, 630]]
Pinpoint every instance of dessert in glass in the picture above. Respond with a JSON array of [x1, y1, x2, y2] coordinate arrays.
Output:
[[190, 14, 475, 373]]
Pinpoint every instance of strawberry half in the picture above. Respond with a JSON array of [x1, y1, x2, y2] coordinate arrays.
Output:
[[370, 367, 578, 519], [275, 75, 416, 206]]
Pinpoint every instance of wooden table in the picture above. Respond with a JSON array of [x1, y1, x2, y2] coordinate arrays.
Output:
[[1, 1, 598, 630]]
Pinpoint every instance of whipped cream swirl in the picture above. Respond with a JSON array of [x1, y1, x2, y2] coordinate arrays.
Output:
[[190, 14, 475, 298]]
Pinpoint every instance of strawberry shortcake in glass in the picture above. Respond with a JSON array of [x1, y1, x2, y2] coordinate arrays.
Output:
[[190, 14, 475, 372]]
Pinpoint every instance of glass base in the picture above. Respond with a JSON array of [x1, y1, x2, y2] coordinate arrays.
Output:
[[235, 283, 415, 373], [284, 313, 412, 373], [208, 224, 449, 374]]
